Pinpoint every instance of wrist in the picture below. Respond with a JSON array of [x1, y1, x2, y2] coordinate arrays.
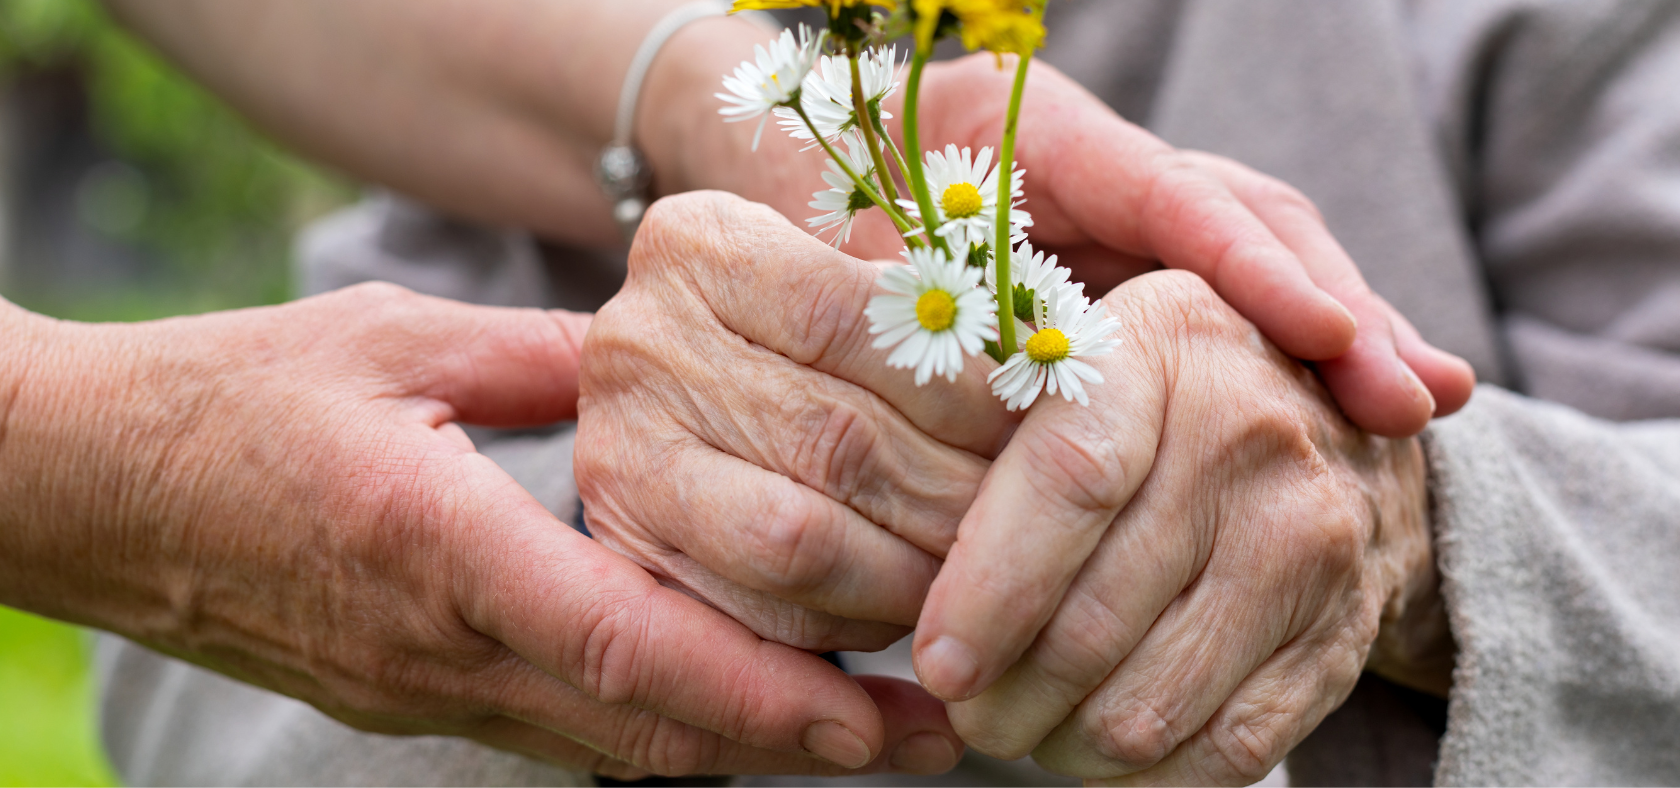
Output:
[[0, 308, 102, 620], [638, 15, 816, 208], [0, 312, 186, 634], [1366, 436, 1456, 697]]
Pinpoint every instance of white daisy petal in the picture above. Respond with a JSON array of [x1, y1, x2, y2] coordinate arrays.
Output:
[[806, 134, 878, 247], [775, 46, 900, 147], [986, 240, 1074, 299], [988, 283, 1123, 410], [865, 246, 999, 386], [715, 26, 824, 151], [899, 144, 1033, 252]]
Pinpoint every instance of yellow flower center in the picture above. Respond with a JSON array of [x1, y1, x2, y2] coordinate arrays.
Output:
[[941, 182, 984, 219], [915, 289, 958, 332], [1024, 327, 1070, 364]]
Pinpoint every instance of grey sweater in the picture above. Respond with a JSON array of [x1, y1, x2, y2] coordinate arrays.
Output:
[[98, 1, 1680, 785]]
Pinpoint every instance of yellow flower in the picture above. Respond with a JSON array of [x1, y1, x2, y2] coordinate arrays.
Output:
[[912, 0, 1044, 55], [731, 0, 896, 14]]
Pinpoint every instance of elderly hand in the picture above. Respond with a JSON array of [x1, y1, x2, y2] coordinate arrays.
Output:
[[575, 191, 1007, 658], [0, 286, 955, 780], [651, 43, 1474, 438], [909, 270, 1452, 784]]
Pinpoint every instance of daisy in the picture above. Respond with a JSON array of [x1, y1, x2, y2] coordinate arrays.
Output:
[[716, 25, 824, 150], [774, 47, 899, 146], [807, 133, 878, 247], [985, 240, 1073, 298], [985, 239, 1076, 337], [988, 283, 1121, 410], [898, 144, 1031, 251], [865, 245, 998, 385]]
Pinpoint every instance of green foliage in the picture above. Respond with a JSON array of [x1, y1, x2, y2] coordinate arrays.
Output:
[[1, 0, 354, 320], [0, 607, 118, 787]]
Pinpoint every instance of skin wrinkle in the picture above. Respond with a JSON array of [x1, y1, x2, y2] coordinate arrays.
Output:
[[604, 423, 905, 643], [914, 270, 1432, 781], [599, 220, 972, 600], [613, 444, 908, 649], [0, 312, 42, 468], [112, 331, 242, 646], [792, 395, 880, 524], [744, 474, 844, 600], [681, 195, 1008, 456]]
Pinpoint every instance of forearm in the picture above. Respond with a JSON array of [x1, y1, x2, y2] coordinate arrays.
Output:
[[103, 0, 786, 248]]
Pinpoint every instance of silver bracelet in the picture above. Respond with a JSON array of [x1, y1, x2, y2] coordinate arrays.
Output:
[[596, 0, 740, 243]]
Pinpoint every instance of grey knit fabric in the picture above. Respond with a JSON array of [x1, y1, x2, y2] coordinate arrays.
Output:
[[1426, 387, 1680, 786], [99, 1, 1680, 785]]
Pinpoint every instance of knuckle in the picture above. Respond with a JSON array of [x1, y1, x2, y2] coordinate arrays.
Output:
[[575, 591, 656, 706], [777, 263, 872, 366], [1092, 698, 1180, 771], [1204, 712, 1284, 784], [335, 279, 416, 308], [790, 396, 880, 505], [1233, 402, 1368, 581], [335, 281, 424, 338], [633, 191, 780, 279], [1016, 420, 1132, 517], [1251, 176, 1323, 222], [1110, 269, 1245, 357], [1279, 476, 1366, 581], [606, 710, 708, 776], [630, 191, 741, 279], [1140, 152, 1216, 227], [637, 720, 715, 777], [741, 486, 844, 598]]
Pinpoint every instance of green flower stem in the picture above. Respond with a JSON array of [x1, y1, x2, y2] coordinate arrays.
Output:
[[992, 50, 1033, 359], [902, 48, 950, 257], [793, 103, 918, 239], [850, 54, 901, 208], [870, 104, 914, 201]]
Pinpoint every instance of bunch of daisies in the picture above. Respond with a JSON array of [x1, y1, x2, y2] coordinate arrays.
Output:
[[718, 0, 1119, 410]]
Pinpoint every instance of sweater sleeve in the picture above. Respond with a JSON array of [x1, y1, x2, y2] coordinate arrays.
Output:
[[1411, 0, 1680, 421], [1424, 385, 1680, 786]]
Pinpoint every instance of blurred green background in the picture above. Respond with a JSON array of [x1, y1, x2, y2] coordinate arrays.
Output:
[[0, 0, 353, 783]]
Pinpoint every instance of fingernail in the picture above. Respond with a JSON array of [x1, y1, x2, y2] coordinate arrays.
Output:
[[802, 720, 873, 769], [916, 636, 981, 700], [1330, 296, 1358, 331], [890, 732, 960, 774], [1403, 364, 1436, 416]]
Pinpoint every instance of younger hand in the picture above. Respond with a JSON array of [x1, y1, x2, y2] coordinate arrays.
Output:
[[0, 285, 955, 779]]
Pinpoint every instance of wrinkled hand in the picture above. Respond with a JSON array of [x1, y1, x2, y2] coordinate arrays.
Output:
[[910, 270, 1452, 784], [575, 190, 1004, 657], [0, 285, 953, 779]]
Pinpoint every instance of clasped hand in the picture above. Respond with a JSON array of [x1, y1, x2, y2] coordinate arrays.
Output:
[[578, 189, 1450, 784]]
